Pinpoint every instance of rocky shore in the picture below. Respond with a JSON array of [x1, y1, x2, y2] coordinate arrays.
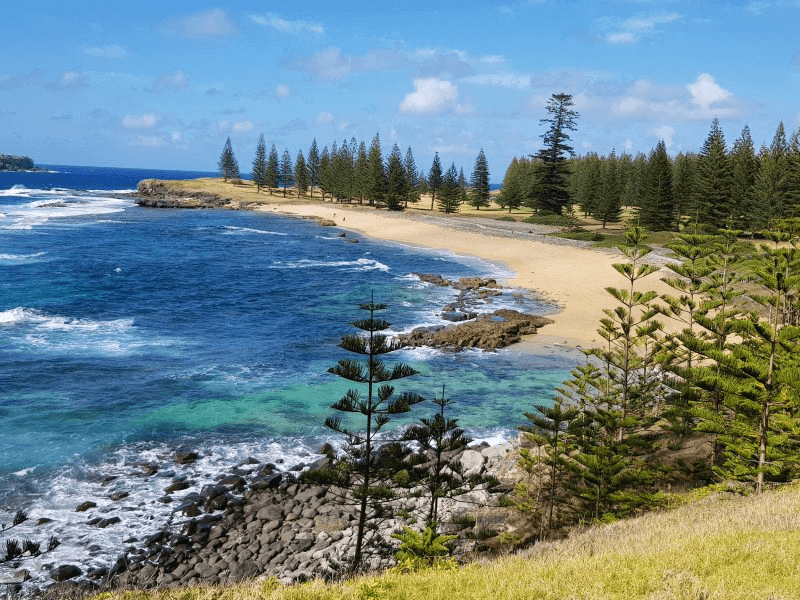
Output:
[[11, 439, 526, 599], [0, 155, 36, 171]]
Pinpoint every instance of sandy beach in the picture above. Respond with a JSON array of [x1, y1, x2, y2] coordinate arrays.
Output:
[[257, 202, 674, 349]]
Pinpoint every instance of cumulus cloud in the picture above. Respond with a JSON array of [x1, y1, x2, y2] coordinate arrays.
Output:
[[611, 74, 740, 120], [399, 78, 459, 115], [275, 84, 292, 97], [600, 11, 682, 44], [650, 125, 676, 148], [150, 70, 190, 92], [82, 45, 126, 58], [315, 111, 334, 125], [130, 135, 168, 147], [122, 113, 159, 128], [464, 72, 532, 89], [251, 13, 324, 34], [686, 73, 732, 109], [167, 9, 237, 38]]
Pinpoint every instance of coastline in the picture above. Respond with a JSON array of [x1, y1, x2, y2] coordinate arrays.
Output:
[[258, 202, 622, 350], [134, 178, 677, 350]]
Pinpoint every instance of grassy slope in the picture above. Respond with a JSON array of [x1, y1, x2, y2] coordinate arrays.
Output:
[[96, 485, 800, 600]]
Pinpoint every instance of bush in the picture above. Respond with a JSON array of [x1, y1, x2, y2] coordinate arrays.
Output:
[[495, 216, 516, 222], [391, 526, 457, 572], [523, 214, 579, 227]]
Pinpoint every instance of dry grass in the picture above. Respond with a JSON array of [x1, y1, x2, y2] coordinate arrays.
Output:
[[95, 484, 800, 600]]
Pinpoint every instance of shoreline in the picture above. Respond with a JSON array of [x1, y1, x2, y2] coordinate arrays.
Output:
[[257, 202, 625, 349], [134, 178, 677, 350]]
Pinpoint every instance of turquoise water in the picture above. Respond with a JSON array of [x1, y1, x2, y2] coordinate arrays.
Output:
[[0, 165, 580, 583]]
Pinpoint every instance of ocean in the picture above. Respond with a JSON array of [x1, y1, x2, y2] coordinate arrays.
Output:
[[0, 165, 579, 586]]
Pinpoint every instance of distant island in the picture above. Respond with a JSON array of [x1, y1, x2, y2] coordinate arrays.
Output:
[[0, 154, 37, 171]]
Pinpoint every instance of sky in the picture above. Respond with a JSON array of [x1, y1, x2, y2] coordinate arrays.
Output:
[[1, 1, 799, 179]]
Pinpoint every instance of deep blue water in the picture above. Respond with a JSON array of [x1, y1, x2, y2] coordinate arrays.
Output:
[[0, 165, 578, 581]]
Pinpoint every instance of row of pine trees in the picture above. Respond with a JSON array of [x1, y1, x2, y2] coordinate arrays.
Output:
[[568, 119, 800, 232], [219, 134, 492, 213]]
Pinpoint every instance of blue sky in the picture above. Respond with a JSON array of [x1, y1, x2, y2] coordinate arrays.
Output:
[[1, 1, 799, 179]]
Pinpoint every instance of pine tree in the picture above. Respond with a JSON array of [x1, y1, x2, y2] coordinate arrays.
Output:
[[402, 385, 470, 530], [597, 150, 623, 228], [385, 143, 407, 211], [280, 149, 293, 197], [437, 163, 460, 214], [218, 137, 239, 182], [458, 167, 469, 208], [266, 144, 280, 192], [640, 140, 675, 231], [694, 118, 732, 227], [730, 125, 758, 229], [367, 134, 384, 206], [428, 153, 443, 210], [295, 149, 308, 197], [497, 158, 525, 213], [354, 141, 369, 204], [307, 139, 321, 198], [252, 133, 267, 192], [574, 153, 602, 217], [519, 401, 580, 531], [319, 146, 331, 201], [672, 153, 696, 228], [752, 123, 791, 230], [533, 93, 579, 214], [324, 296, 424, 568], [404, 147, 420, 207], [621, 152, 647, 212], [469, 148, 491, 209], [786, 128, 800, 216]]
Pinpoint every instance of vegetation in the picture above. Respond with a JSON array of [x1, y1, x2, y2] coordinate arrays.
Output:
[[217, 137, 239, 182], [531, 93, 579, 215], [321, 297, 424, 570]]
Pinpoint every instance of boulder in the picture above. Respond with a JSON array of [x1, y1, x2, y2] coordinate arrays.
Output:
[[49, 565, 82, 582], [75, 501, 96, 512], [175, 451, 199, 464], [460, 450, 486, 477]]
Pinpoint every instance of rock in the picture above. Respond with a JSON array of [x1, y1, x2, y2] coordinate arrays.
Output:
[[319, 443, 336, 457], [0, 154, 35, 171], [0, 569, 30, 584], [399, 309, 554, 351], [175, 451, 199, 464], [315, 218, 337, 227], [139, 462, 159, 476], [75, 501, 96, 512], [36, 517, 54, 525], [49, 564, 82, 582], [40, 581, 99, 600], [219, 474, 247, 492], [96, 516, 121, 528], [460, 449, 486, 477], [109, 490, 129, 501]]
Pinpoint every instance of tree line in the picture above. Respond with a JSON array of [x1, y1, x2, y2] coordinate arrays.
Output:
[[499, 117, 800, 233], [218, 135, 492, 213]]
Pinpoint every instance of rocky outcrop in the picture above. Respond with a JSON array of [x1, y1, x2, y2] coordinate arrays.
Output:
[[0, 154, 35, 171], [399, 309, 554, 351], [135, 181, 240, 209]]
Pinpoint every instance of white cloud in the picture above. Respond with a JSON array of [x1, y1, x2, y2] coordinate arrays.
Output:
[[251, 13, 324, 34], [611, 74, 740, 120], [686, 73, 732, 110], [275, 84, 291, 97], [168, 9, 237, 38], [400, 78, 459, 115], [601, 11, 682, 44], [171, 131, 182, 143], [152, 70, 189, 92], [82, 45, 126, 58], [122, 113, 158, 128], [650, 125, 676, 148], [233, 120, 253, 133], [315, 111, 334, 125]]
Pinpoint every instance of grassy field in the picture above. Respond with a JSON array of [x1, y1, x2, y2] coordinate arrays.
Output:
[[95, 484, 800, 600]]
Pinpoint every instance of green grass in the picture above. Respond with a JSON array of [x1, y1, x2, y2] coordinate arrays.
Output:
[[522, 214, 579, 227], [94, 484, 800, 600]]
